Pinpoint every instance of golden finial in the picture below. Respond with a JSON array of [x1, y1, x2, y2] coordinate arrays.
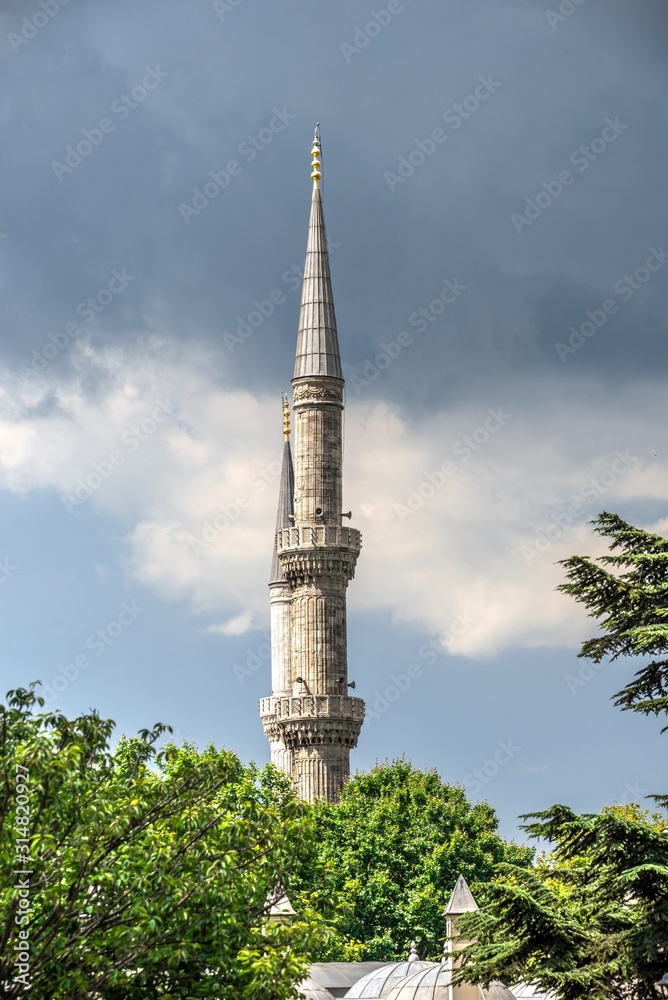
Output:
[[311, 122, 322, 189], [282, 392, 291, 440]]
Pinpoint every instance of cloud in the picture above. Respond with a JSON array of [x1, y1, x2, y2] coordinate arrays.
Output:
[[205, 612, 254, 636], [1, 338, 667, 658]]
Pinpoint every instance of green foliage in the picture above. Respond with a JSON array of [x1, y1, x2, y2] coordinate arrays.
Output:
[[0, 683, 322, 999], [291, 758, 533, 961], [457, 804, 668, 1000], [558, 511, 668, 735], [458, 514, 668, 1000]]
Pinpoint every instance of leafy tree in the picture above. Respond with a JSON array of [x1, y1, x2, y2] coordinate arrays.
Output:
[[291, 758, 533, 962], [558, 511, 668, 739], [457, 803, 668, 1000], [0, 684, 322, 999]]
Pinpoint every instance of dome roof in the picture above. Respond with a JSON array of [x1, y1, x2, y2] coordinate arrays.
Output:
[[297, 977, 337, 1000], [481, 984, 516, 1000], [383, 961, 451, 1000], [344, 944, 437, 1000], [383, 964, 516, 1000]]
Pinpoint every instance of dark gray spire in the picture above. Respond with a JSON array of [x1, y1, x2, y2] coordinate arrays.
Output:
[[293, 157, 343, 380], [269, 439, 294, 585]]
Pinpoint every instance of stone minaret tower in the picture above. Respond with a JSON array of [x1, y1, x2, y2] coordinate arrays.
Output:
[[266, 394, 295, 777], [259, 125, 365, 803]]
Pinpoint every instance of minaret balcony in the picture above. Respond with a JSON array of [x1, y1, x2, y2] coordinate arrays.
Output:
[[277, 524, 361, 552], [276, 524, 361, 583], [259, 693, 365, 749]]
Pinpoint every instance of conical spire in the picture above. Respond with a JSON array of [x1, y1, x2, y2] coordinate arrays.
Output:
[[293, 126, 343, 381], [269, 397, 294, 585], [443, 874, 479, 917]]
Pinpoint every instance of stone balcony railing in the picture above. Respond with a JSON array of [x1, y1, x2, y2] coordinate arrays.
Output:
[[276, 525, 362, 583], [259, 693, 365, 750], [259, 693, 365, 723], [276, 524, 362, 554]]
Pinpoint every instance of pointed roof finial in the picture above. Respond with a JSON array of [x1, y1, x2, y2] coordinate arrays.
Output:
[[443, 874, 479, 917], [282, 392, 291, 441], [408, 940, 419, 963], [311, 123, 322, 189]]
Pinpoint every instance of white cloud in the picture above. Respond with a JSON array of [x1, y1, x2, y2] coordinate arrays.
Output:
[[1, 338, 666, 659], [205, 612, 254, 636]]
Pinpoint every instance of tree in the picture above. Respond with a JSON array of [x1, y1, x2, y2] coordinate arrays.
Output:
[[0, 684, 322, 999], [457, 803, 668, 1000], [291, 758, 533, 962], [456, 514, 668, 1000], [558, 511, 668, 736]]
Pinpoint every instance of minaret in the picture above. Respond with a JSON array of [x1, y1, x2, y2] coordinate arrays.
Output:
[[266, 394, 295, 776], [259, 125, 365, 803]]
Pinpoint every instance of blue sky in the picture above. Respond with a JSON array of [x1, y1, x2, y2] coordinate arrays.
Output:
[[1, 0, 667, 841]]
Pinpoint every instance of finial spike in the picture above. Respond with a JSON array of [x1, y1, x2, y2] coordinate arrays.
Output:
[[311, 123, 322, 189], [282, 392, 291, 440], [408, 940, 419, 963]]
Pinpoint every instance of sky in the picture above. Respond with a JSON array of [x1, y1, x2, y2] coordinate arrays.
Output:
[[1, 0, 667, 842]]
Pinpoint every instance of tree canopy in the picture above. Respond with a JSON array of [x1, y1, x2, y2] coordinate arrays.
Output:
[[457, 803, 668, 1000], [458, 514, 668, 1000], [558, 511, 668, 736], [0, 684, 322, 999], [292, 758, 533, 962]]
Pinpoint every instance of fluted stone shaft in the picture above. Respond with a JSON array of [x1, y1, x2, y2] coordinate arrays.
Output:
[[289, 588, 347, 694], [270, 742, 293, 775], [269, 582, 292, 695], [293, 744, 350, 802], [292, 380, 344, 524]]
